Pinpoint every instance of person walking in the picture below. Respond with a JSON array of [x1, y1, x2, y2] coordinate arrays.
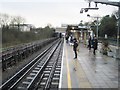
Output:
[[93, 36, 98, 55], [73, 38, 78, 59]]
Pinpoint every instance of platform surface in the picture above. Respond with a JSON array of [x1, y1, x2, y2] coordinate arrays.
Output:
[[59, 41, 118, 89]]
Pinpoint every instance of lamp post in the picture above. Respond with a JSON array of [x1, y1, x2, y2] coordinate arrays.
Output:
[[87, 14, 101, 38]]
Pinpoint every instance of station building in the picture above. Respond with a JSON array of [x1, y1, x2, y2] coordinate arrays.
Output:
[[66, 24, 93, 45]]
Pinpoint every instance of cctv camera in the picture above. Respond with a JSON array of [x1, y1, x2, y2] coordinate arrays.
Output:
[[80, 9, 83, 13], [84, 8, 88, 12]]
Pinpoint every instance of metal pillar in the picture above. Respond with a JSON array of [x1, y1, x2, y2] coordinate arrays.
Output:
[[81, 29, 83, 42], [117, 6, 120, 50], [96, 17, 99, 38], [116, 6, 120, 59], [84, 31, 87, 45]]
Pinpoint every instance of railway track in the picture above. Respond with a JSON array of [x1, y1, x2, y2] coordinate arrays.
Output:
[[1, 38, 63, 90]]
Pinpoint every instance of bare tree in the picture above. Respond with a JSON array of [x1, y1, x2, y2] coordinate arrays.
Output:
[[13, 16, 25, 24], [0, 13, 10, 28], [10, 16, 16, 25], [10, 16, 25, 30], [0, 13, 26, 29]]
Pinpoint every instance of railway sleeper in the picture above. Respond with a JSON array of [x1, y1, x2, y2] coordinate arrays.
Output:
[[50, 85, 58, 89], [53, 74, 60, 78], [39, 82, 46, 88], [42, 77, 48, 81], [52, 77, 59, 82], [51, 81, 59, 85], [17, 86, 26, 90], [54, 71, 60, 74], [43, 70, 51, 74], [27, 76, 34, 80], [57, 64, 61, 66], [22, 81, 30, 85], [46, 66, 52, 68], [55, 67, 61, 71], [40, 81, 46, 86], [40, 79, 48, 84], [44, 73, 49, 77], [50, 82, 59, 88], [56, 66, 61, 68], [45, 68, 52, 71], [32, 70, 39, 73], [37, 65, 41, 68], [30, 73, 36, 76], [34, 67, 40, 70]]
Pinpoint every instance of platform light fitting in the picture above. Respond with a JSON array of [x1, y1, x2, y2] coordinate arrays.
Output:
[[84, 8, 88, 12], [80, 9, 83, 13], [95, 2, 98, 7], [87, 14, 90, 17], [89, 2, 91, 7], [80, 7, 99, 14]]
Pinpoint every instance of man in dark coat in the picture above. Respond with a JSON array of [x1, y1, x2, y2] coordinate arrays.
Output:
[[65, 35, 69, 43], [88, 36, 92, 50], [73, 38, 78, 59], [93, 36, 98, 55]]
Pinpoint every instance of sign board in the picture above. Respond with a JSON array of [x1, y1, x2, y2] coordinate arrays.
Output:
[[61, 24, 68, 27]]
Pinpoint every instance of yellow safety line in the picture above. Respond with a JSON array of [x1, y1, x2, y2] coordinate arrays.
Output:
[[72, 59, 92, 88], [65, 45, 72, 89]]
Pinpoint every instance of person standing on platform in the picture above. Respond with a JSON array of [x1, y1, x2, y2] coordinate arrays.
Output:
[[88, 36, 92, 50], [70, 35, 73, 46], [65, 35, 69, 43], [73, 38, 78, 59], [93, 36, 98, 55]]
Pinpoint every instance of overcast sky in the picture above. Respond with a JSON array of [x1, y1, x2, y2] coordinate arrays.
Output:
[[0, 0, 120, 27]]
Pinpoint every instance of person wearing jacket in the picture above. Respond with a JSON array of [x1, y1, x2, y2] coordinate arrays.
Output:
[[93, 36, 98, 55], [73, 38, 78, 59], [88, 36, 92, 50]]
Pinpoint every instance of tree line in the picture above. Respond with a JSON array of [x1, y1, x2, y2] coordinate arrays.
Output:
[[78, 11, 119, 45], [0, 13, 55, 48], [92, 11, 118, 39], [0, 13, 25, 28]]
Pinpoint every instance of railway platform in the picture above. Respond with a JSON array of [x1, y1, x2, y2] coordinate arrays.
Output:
[[59, 40, 118, 88]]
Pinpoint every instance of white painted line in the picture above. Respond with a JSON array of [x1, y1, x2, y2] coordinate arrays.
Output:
[[59, 42, 64, 88]]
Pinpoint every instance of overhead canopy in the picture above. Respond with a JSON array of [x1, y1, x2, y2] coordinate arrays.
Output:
[[66, 25, 88, 32]]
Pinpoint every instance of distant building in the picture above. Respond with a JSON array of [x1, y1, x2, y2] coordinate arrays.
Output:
[[55, 27, 67, 33], [9, 24, 35, 32], [66, 24, 93, 44], [61, 24, 68, 27]]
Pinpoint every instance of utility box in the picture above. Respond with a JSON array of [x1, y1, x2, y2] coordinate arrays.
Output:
[[113, 48, 120, 59]]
